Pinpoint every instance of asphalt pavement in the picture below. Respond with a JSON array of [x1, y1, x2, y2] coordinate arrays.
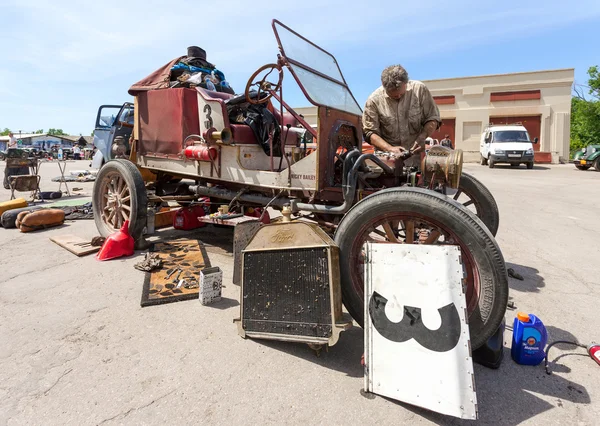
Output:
[[0, 160, 599, 425]]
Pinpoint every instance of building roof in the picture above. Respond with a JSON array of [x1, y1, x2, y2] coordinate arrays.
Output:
[[0, 133, 93, 144], [422, 68, 575, 84]]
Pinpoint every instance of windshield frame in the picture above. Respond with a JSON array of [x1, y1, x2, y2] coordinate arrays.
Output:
[[272, 19, 362, 116]]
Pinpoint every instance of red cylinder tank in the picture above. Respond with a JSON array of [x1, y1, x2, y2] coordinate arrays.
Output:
[[184, 145, 218, 161]]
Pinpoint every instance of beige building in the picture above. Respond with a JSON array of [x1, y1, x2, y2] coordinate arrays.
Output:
[[295, 68, 574, 163]]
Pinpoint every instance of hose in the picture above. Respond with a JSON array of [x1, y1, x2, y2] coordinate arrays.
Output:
[[544, 340, 587, 375]]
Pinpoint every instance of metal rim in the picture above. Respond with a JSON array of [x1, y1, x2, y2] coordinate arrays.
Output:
[[99, 171, 131, 230], [349, 212, 481, 314]]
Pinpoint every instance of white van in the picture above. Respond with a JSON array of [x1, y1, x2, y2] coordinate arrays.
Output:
[[479, 123, 538, 169]]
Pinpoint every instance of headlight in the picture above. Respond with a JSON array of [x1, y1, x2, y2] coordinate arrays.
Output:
[[494, 150, 505, 155], [592, 148, 597, 153], [526, 148, 533, 154]]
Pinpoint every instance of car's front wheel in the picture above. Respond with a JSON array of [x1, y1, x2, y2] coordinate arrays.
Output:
[[334, 187, 509, 350], [480, 154, 488, 166], [576, 165, 591, 171], [488, 158, 495, 168], [594, 158, 600, 172], [527, 162, 534, 169]]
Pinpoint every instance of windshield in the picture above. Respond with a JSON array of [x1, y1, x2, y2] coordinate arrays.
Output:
[[273, 20, 362, 116], [492, 130, 530, 143]]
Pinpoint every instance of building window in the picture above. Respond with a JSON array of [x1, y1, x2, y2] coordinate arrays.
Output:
[[433, 95, 455, 105], [490, 90, 541, 102]]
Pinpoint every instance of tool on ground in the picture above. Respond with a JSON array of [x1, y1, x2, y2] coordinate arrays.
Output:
[[96, 220, 135, 261], [134, 252, 163, 272]]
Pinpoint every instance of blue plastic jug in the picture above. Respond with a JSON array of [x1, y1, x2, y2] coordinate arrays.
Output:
[[511, 312, 548, 365]]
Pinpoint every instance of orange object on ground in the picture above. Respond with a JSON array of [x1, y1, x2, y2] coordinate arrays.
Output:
[[96, 220, 135, 261], [17, 209, 65, 233]]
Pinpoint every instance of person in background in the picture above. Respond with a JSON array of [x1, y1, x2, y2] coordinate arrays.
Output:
[[362, 65, 441, 167], [7, 132, 18, 149], [441, 134, 453, 148], [73, 144, 82, 160]]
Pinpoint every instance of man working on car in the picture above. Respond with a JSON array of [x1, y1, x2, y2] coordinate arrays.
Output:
[[362, 65, 441, 167]]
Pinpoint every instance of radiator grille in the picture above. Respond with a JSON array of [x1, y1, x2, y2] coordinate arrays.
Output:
[[242, 247, 332, 338]]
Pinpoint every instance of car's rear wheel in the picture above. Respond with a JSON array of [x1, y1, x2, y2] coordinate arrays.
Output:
[[334, 187, 508, 350], [480, 155, 488, 166], [576, 165, 591, 171], [93, 159, 147, 243]]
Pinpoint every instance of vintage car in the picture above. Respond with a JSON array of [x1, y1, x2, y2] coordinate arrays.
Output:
[[92, 20, 507, 349], [573, 145, 600, 171]]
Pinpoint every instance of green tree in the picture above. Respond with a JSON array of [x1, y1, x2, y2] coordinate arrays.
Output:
[[571, 66, 600, 156], [0, 128, 11, 136], [34, 129, 44, 134], [47, 128, 67, 136]]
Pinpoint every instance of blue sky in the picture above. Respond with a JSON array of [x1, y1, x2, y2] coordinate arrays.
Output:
[[1, 0, 599, 136]]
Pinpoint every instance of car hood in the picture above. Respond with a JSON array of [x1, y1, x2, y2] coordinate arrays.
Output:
[[492, 142, 533, 151]]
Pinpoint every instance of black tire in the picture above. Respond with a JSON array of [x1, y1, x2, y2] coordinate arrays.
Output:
[[576, 165, 591, 171], [527, 162, 534, 169], [451, 172, 499, 236], [334, 187, 509, 350], [594, 158, 600, 172], [480, 155, 488, 166], [93, 159, 147, 243], [510, 163, 519, 167], [488, 158, 495, 168]]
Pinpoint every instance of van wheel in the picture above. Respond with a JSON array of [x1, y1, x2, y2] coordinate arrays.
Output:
[[527, 162, 534, 169], [488, 158, 495, 168], [480, 155, 488, 166]]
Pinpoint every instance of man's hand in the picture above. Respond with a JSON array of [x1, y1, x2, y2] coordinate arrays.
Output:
[[388, 146, 407, 155], [369, 134, 407, 155]]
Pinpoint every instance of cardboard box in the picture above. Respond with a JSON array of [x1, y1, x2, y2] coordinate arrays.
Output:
[[199, 266, 222, 305]]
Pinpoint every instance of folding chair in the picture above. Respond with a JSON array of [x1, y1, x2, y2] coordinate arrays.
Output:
[[9, 175, 41, 201]]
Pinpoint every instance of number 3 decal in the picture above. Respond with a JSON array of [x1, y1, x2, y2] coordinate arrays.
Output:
[[369, 291, 461, 352], [203, 104, 213, 129]]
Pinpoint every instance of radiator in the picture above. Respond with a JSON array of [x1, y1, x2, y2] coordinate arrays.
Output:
[[235, 221, 352, 346]]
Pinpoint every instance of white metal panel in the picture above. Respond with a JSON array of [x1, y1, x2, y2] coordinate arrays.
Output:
[[364, 243, 477, 420]]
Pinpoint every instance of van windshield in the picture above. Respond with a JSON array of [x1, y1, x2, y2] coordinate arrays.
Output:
[[493, 131, 530, 142]]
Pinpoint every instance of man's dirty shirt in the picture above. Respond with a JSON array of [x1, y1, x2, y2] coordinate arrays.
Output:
[[362, 81, 441, 150]]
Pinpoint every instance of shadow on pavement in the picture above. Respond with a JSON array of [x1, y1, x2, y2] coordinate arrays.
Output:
[[506, 262, 545, 293], [257, 326, 364, 379], [264, 322, 590, 424]]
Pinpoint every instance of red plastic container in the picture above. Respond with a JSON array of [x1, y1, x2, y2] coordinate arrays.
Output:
[[589, 343, 600, 366], [173, 204, 208, 230]]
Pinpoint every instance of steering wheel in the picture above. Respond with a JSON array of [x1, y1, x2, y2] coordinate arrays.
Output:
[[244, 63, 283, 105]]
